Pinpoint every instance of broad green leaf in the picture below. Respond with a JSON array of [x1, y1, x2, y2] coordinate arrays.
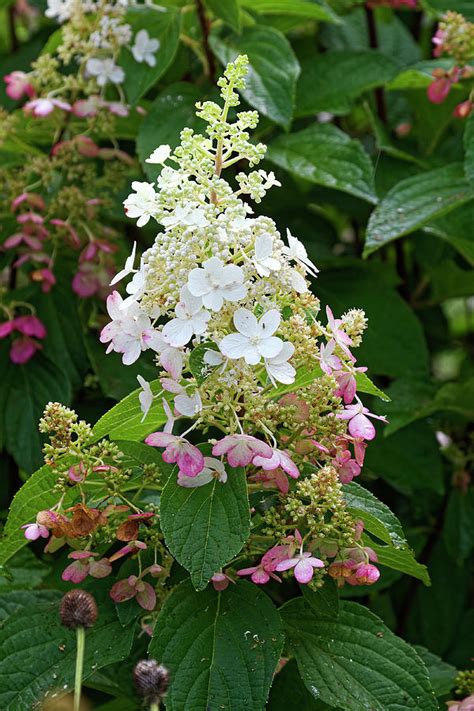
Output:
[[413, 646, 457, 698], [281, 599, 437, 710], [423, 202, 474, 266], [302, 579, 339, 617], [343, 481, 406, 548], [365, 421, 444, 495], [464, 112, 474, 187], [296, 51, 398, 117], [0, 583, 135, 710], [137, 83, 204, 181], [0, 547, 50, 590], [316, 265, 429, 378], [267, 124, 376, 203], [239, 0, 338, 22], [366, 539, 430, 585], [149, 580, 284, 710], [443, 488, 474, 564], [210, 26, 300, 128], [122, 7, 181, 105], [423, 0, 474, 21], [0, 590, 61, 623], [0, 349, 71, 473], [114, 439, 163, 467], [388, 59, 454, 90], [0, 460, 74, 567], [205, 0, 240, 30], [160, 465, 250, 590], [364, 163, 473, 256], [268, 659, 330, 711], [92, 380, 166, 442], [354, 371, 390, 401]]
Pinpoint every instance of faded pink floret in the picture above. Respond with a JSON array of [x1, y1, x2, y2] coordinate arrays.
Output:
[[337, 402, 387, 441], [319, 340, 341, 375], [334, 367, 367, 404], [10, 336, 42, 364], [249, 467, 290, 494], [347, 562, 380, 586], [211, 572, 234, 591], [110, 575, 156, 610], [145, 432, 205, 477], [326, 306, 354, 359], [24, 97, 71, 117], [4, 71, 35, 100], [276, 549, 324, 584], [253, 448, 299, 479], [212, 434, 273, 468], [14, 315, 46, 338], [62, 551, 112, 583], [335, 450, 361, 484], [21, 521, 49, 540], [427, 77, 452, 104]]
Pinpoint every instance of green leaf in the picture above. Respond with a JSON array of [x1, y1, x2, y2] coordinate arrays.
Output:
[[302, 579, 339, 618], [0, 582, 135, 710], [423, 0, 474, 21], [267, 124, 376, 203], [316, 265, 429, 378], [281, 599, 437, 710], [149, 580, 284, 709], [160, 464, 250, 590], [343, 481, 406, 548], [122, 7, 181, 105], [296, 51, 398, 117], [366, 421, 444, 495], [0, 460, 74, 567], [188, 341, 219, 385], [239, 0, 338, 22], [387, 59, 454, 90], [365, 539, 430, 585], [423, 202, 474, 266], [364, 163, 473, 256], [464, 112, 474, 187], [137, 83, 204, 181], [92, 380, 166, 442], [443, 488, 474, 564], [0, 590, 61, 623], [0, 349, 71, 473], [413, 646, 457, 698], [354, 371, 390, 402], [205, 0, 240, 30], [210, 26, 300, 128], [268, 659, 330, 710]]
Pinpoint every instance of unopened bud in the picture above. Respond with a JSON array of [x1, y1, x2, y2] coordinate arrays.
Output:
[[133, 659, 169, 704], [60, 589, 98, 629]]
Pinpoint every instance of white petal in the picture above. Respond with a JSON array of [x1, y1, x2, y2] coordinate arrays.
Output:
[[219, 333, 249, 360], [258, 336, 283, 359], [233, 308, 258, 337], [259, 309, 281, 337], [162, 318, 193, 347]]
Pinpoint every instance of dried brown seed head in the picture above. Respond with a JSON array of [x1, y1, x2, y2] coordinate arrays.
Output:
[[133, 659, 169, 704], [59, 589, 98, 629]]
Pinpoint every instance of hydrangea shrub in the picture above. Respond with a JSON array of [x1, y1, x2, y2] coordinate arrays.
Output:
[[0, 1, 473, 709]]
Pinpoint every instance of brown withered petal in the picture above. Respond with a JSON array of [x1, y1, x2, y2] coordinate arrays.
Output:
[[133, 659, 169, 704], [69, 504, 107, 537], [60, 589, 98, 629], [116, 519, 139, 542]]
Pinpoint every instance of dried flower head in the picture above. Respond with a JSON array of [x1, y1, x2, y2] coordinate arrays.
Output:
[[59, 589, 98, 629], [133, 659, 170, 704]]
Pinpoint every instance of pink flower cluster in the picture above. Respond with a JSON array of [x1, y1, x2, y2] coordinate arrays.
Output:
[[0, 314, 46, 364], [427, 66, 473, 118]]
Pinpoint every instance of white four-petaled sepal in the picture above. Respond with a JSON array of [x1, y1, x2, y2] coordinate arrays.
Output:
[[253, 233, 281, 277], [146, 144, 171, 164], [219, 307, 283, 365], [265, 341, 296, 385], [187, 257, 247, 312]]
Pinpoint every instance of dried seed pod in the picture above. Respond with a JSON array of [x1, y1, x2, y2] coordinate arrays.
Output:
[[59, 589, 98, 629], [133, 659, 169, 704]]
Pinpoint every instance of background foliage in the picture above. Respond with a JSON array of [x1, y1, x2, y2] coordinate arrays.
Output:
[[0, 0, 473, 709]]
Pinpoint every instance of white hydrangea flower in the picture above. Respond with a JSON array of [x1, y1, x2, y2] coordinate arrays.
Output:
[[161, 377, 202, 417], [162, 286, 211, 347], [253, 233, 281, 277], [131, 29, 160, 67], [146, 144, 171, 164], [265, 341, 296, 385], [161, 204, 208, 231], [187, 257, 247, 312], [283, 229, 319, 278], [86, 58, 124, 86], [177, 457, 227, 488], [99, 291, 161, 365], [123, 181, 158, 227], [219, 308, 283, 365], [45, 0, 74, 23], [258, 170, 281, 190]]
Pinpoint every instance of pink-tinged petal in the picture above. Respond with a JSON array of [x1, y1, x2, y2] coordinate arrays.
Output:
[[251, 568, 270, 584], [306, 557, 325, 568], [262, 545, 292, 570], [348, 413, 376, 441], [253, 451, 280, 470], [275, 557, 298, 572], [136, 581, 156, 611], [236, 566, 259, 577], [211, 573, 230, 591], [110, 578, 137, 603], [427, 77, 451, 104], [10, 337, 41, 364], [354, 563, 380, 585], [13, 315, 46, 339], [176, 447, 205, 477], [62, 561, 90, 583], [89, 558, 112, 578], [294, 559, 315, 584], [69, 550, 94, 560], [145, 432, 176, 447], [0, 321, 15, 338]]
